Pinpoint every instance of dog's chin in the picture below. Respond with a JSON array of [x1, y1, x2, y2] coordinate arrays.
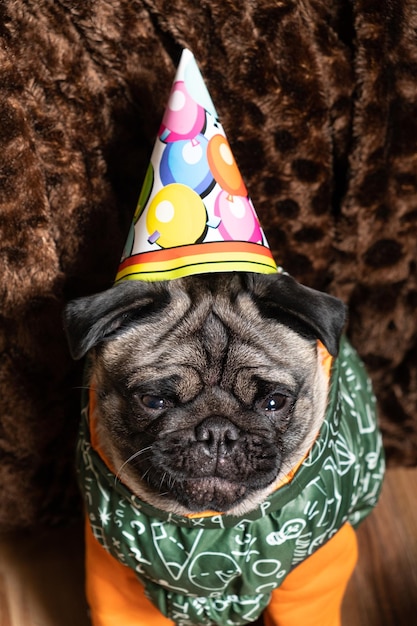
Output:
[[169, 477, 255, 513], [123, 470, 279, 516]]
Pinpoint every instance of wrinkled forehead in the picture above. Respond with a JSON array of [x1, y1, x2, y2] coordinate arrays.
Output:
[[97, 293, 317, 399]]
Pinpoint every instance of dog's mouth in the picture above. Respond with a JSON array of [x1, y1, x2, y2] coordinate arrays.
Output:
[[117, 418, 281, 513], [148, 428, 280, 512]]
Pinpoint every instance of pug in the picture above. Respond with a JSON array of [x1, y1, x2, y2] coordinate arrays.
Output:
[[64, 271, 384, 626]]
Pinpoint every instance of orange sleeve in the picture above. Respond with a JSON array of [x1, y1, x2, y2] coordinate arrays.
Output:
[[84, 518, 174, 626], [264, 522, 358, 626]]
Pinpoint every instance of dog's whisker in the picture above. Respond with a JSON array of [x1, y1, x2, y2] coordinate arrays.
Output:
[[159, 472, 167, 492], [141, 466, 152, 483], [115, 446, 152, 485]]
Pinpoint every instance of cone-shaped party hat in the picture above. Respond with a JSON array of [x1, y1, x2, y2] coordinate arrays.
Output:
[[115, 48, 278, 283]]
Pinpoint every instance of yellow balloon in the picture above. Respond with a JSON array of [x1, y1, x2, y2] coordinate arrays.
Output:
[[146, 184, 207, 248]]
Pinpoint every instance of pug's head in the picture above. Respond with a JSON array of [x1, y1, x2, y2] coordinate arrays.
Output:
[[64, 272, 345, 516]]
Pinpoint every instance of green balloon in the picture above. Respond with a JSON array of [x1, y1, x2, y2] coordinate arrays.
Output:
[[134, 163, 154, 223]]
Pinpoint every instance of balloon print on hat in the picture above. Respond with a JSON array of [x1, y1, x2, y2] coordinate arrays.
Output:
[[207, 134, 259, 242], [120, 163, 155, 261], [146, 183, 207, 249], [159, 81, 206, 143], [207, 134, 247, 198], [214, 192, 263, 243], [159, 134, 214, 196], [134, 163, 154, 223]]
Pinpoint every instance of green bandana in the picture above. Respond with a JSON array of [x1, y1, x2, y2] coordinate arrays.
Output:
[[77, 337, 384, 625]]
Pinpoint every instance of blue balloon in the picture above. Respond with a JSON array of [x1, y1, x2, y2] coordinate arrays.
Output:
[[160, 134, 213, 196]]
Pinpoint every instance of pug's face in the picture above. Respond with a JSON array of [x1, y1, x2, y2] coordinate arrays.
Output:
[[64, 273, 345, 515]]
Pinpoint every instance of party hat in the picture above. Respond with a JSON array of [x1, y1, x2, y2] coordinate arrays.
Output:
[[115, 48, 278, 283]]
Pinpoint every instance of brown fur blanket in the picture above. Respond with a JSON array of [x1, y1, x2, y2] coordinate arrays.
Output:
[[1, 0, 416, 531]]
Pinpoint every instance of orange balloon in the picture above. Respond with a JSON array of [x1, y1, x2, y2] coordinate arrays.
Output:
[[207, 135, 247, 197]]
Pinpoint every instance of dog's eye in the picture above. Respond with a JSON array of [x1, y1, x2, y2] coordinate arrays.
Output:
[[141, 395, 167, 410], [261, 394, 288, 412]]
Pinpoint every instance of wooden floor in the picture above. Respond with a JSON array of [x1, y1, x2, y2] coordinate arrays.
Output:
[[0, 467, 416, 626], [342, 466, 417, 625]]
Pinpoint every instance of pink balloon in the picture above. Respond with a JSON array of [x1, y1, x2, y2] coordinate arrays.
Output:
[[159, 81, 205, 142], [214, 191, 263, 243]]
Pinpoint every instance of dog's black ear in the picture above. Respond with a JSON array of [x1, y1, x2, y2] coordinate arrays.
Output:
[[63, 281, 170, 360], [248, 273, 347, 356]]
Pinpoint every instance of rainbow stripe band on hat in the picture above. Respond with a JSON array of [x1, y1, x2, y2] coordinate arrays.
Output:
[[115, 241, 278, 283]]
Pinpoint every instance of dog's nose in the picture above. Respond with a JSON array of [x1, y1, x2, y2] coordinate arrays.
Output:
[[195, 417, 240, 457]]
